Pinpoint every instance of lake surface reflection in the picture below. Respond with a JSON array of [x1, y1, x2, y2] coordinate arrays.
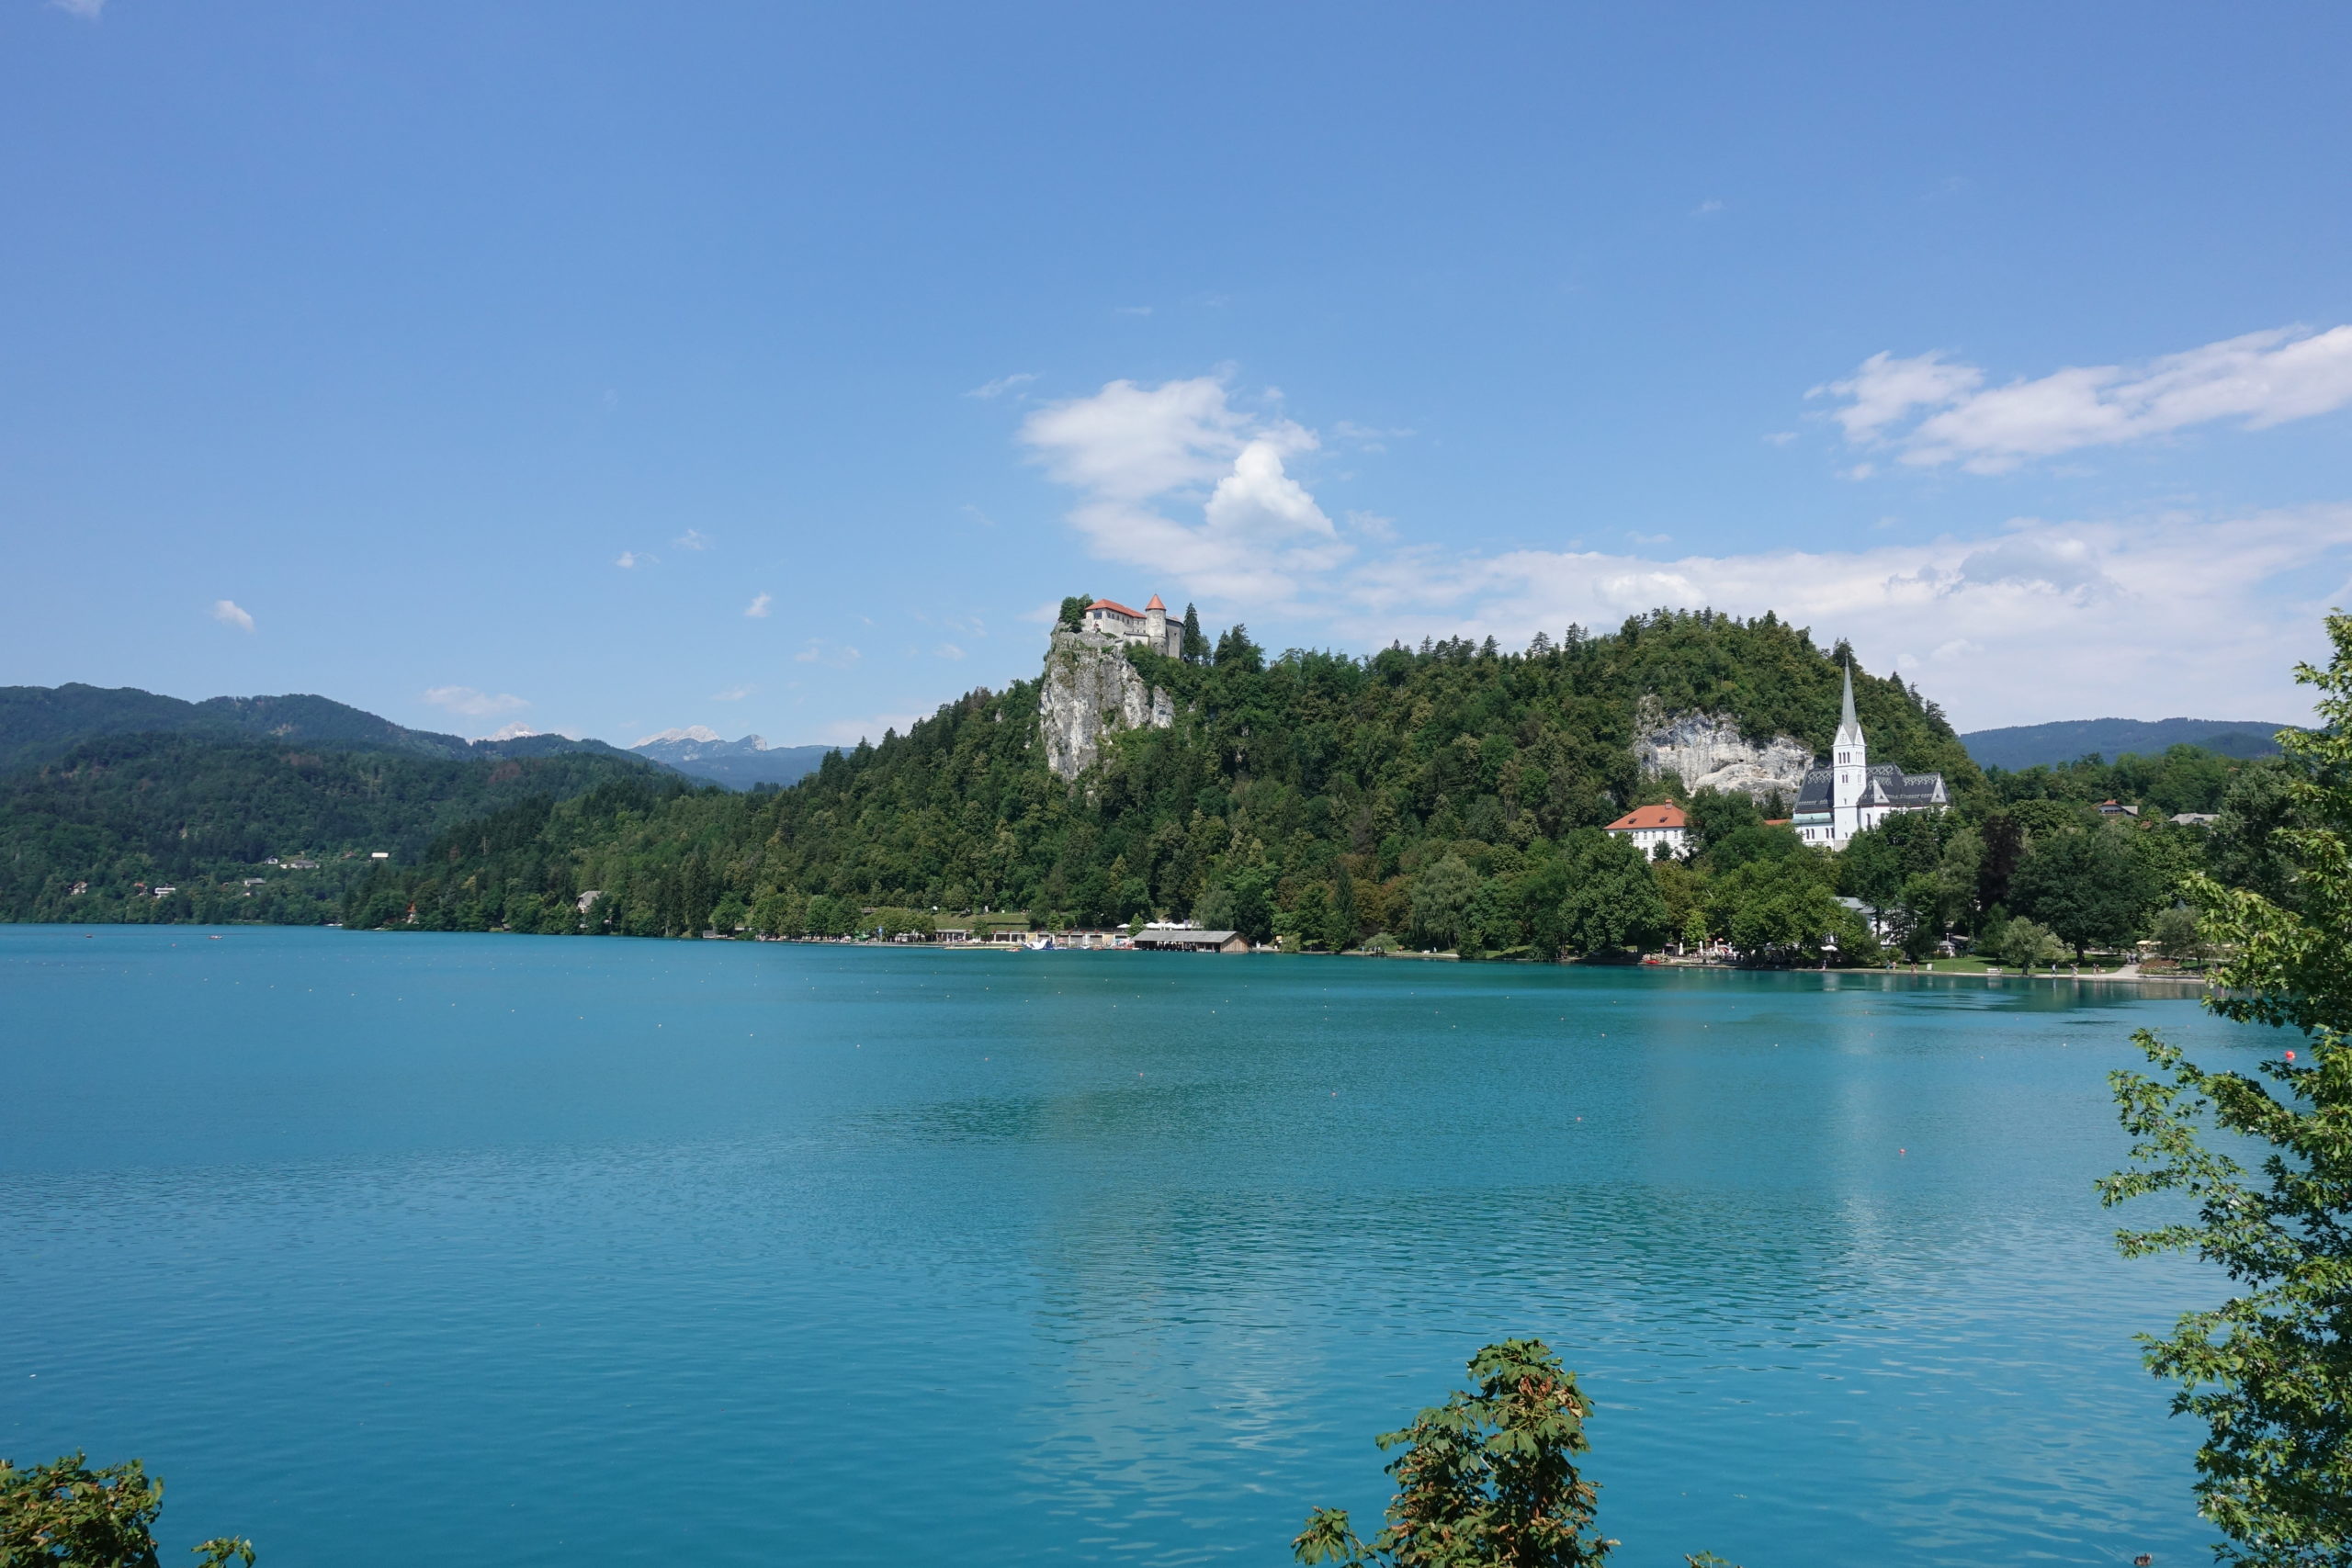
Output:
[[0, 927, 2260, 1565]]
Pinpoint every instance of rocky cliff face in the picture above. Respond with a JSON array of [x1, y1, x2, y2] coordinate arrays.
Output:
[[1039, 629, 1174, 782], [1634, 698, 1815, 804]]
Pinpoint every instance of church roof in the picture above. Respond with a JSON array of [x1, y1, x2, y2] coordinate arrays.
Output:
[[1866, 770, 1948, 807], [1145, 594, 1166, 610], [1793, 762, 1947, 816], [1087, 598, 1146, 619]]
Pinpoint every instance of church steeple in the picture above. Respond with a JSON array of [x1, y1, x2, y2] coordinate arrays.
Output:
[[1830, 661, 1868, 844], [1834, 661, 1862, 749]]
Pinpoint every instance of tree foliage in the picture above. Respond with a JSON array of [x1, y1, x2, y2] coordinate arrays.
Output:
[[0, 1452, 252, 1568], [2100, 610, 2352, 1565], [1984, 742, 2255, 818], [1293, 1339, 1614, 1568], [0, 734, 663, 925], [1292, 1340, 1742, 1568], [334, 609, 1979, 960], [2009, 825, 2162, 959], [5, 602, 2277, 967]]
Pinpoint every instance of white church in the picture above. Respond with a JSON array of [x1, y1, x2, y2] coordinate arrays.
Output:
[[1790, 667, 1950, 850]]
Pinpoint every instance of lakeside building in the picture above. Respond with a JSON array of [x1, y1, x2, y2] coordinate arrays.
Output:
[[1603, 804, 1690, 856], [1131, 928, 1250, 953], [1791, 666, 1950, 851], [1080, 595, 1186, 656]]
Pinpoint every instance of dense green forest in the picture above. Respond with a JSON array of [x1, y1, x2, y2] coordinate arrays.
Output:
[[12, 610, 2290, 964], [340, 610, 1986, 953], [0, 734, 663, 925]]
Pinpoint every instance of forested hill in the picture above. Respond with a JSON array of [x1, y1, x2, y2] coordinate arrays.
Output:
[[0, 682, 651, 773], [0, 734, 667, 926], [1960, 716, 2294, 772], [345, 610, 1982, 939]]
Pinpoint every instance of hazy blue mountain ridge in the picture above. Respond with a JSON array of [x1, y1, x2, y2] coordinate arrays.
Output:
[[1960, 716, 2297, 772], [0, 684, 662, 775], [628, 728, 838, 789]]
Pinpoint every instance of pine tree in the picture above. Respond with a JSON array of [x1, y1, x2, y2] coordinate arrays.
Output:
[[1330, 872, 1361, 951], [1294, 1339, 1614, 1568]]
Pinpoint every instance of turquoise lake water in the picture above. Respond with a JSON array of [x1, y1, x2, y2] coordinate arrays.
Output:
[[0, 926, 2269, 1565]]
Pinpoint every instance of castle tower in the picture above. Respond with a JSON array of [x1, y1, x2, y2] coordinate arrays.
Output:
[[1830, 662, 1866, 845], [1144, 594, 1171, 655]]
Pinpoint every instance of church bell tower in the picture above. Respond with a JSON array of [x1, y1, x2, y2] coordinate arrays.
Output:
[[1830, 663, 1866, 845]]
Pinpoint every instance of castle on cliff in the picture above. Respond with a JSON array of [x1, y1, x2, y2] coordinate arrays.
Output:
[[1079, 595, 1185, 658], [1790, 666, 1948, 849]]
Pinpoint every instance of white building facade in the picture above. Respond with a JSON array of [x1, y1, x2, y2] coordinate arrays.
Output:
[[1791, 666, 1949, 850], [1603, 803, 1690, 856]]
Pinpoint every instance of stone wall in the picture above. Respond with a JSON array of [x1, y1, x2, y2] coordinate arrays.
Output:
[[1634, 698, 1814, 804], [1039, 629, 1175, 782]]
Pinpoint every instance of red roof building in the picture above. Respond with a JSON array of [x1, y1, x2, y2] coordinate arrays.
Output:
[[1077, 594, 1185, 657], [1603, 803, 1690, 856]]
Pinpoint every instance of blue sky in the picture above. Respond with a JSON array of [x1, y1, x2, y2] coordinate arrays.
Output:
[[6, 2, 2349, 744]]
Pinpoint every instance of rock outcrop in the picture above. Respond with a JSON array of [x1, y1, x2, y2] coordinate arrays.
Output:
[[1634, 698, 1814, 805], [1039, 629, 1174, 782]]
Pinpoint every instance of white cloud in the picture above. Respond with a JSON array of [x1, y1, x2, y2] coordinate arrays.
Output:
[[744, 592, 772, 618], [935, 642, 966, 660], [794, 639, 861, 669], [51, 0, 104, 17], [1692, 198, 1724, 216], [480, 720, 540, 741], [1817, 324, 2352, 473], [616, 550, 651, 569], [966, 373, 1038, 400], [710, 685, 753, 703], [209, 599, 254, 633], [673, 528, 712, 551], [1020, 376, 1351, 605], [1340, 505, 2352, 728], [1815, 351, 1984, 444], [423, 685, 529, 719], [1114, 305, 1154, 316], [1332, 420, 1417, 454]]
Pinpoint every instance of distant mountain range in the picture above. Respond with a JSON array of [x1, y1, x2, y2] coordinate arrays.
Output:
[[628, 728, 838, 789], [0, 683, 654, 776], [1959, 716, 2296, 772], [0, 683, 839, 794]]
